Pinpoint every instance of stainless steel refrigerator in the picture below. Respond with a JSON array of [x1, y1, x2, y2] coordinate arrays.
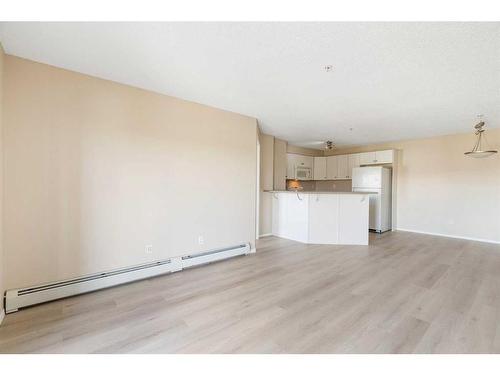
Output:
[[352, 166, 392, 233]]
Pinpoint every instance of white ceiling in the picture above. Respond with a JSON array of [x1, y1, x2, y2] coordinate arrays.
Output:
[[1, 22, 499, 148]]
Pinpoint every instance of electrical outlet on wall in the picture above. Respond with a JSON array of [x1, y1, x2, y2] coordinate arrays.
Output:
[[198, 236, 204, 245], [145, 245, 153, 254]]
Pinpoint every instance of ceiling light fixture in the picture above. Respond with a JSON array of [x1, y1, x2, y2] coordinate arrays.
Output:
[[464, 115, 498, 158]]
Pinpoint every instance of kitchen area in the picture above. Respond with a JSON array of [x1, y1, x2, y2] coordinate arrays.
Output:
[[260, 135, 396, 246]]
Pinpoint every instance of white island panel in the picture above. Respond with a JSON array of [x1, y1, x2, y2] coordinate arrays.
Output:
[[308, 194, 339, 244], [271, 191, 369, 245], [338, 194, 369, 244]]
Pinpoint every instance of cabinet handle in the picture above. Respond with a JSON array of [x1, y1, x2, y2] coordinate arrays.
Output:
[[373, 160, 378, 162]]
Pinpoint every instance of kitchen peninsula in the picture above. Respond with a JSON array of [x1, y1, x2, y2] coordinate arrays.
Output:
[[269, 191, 369, 245]]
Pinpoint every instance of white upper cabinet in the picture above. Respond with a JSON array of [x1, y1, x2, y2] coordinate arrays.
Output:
[[359, 150, 393, 165], [289, 150, 393, 181], [374, 149, 394, 164], [347, 153, 360, 179], [296, 155, 314, 169], [313, 157, 327, 180], [326, 156, 338, 179], [359, 152, 376, 165], [336, 154, 349, 179], [286, 153, 314, 180], [286, 154, 297, 179]]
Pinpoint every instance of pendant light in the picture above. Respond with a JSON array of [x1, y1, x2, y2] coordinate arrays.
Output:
[[464, 115, 498, 158]]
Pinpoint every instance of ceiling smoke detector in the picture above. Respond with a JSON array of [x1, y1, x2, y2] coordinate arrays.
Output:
[[325, 141, 334, 150]]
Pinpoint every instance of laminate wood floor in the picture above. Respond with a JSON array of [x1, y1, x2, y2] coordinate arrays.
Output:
[[2, 231, 500, 353]]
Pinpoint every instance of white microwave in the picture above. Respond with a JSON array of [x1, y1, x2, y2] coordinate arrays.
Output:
[[295, 166, 312, 180]]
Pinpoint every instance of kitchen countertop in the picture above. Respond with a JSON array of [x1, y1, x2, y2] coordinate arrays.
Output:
[[265, 190, 369, 195]]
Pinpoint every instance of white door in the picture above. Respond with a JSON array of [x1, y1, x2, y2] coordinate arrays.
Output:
[[336, 155, 349, 179], [313, 157, 327, 180], [326, 156, 338, 179]]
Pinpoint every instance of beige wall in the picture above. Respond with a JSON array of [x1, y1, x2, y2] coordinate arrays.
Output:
[[326, 130, 500, 243], [259, 133, 274, 236], [0, 43, 4, 318], [287, 144, 324, 157], [3, 55, 258, 289], [273, 138, 287, 191], [259, 133, 274, 191]]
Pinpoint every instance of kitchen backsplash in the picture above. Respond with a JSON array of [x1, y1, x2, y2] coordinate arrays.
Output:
[[286, 179, 352, 192]]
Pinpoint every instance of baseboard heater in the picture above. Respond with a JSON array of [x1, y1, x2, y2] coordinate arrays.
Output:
[[4, 243, 251, 313]]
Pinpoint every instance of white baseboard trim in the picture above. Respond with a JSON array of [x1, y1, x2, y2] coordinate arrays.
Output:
[[0, 308, 5, 326], [258, 233, 272, 238], [396, 228, 500, 245]]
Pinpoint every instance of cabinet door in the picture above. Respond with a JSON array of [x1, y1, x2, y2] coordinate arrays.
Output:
[[375, 150, 393, 164], [347, 153, 360, 179], [294, 155, 313, 168], [359, 152, 376, 165], [326, 156, 338, 179], [313, 157, 327, 180], [303, 156, 314, 169], [336, 155, 349, 179]]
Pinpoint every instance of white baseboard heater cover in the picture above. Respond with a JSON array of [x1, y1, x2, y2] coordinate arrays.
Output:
[[5, 243, 251, 313]]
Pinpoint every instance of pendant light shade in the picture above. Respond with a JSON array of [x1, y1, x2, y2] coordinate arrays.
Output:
[[464, 116, 498, 158]]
